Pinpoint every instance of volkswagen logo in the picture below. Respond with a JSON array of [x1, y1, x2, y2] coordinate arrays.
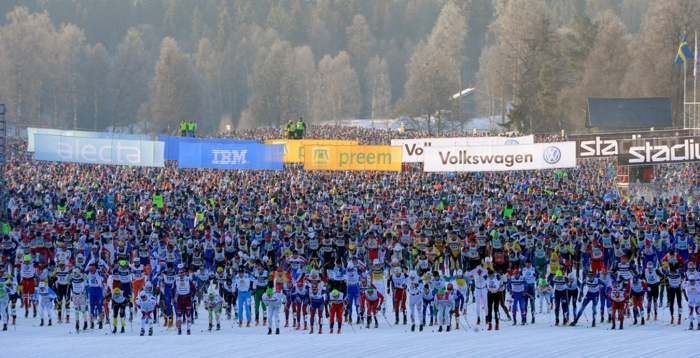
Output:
[[504, 140, 519, 145], [543, 146, 562, 164]]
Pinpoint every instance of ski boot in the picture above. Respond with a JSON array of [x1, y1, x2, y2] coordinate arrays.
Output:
[[310, 326, 315, 334], [446, 325, 451, 332], [690, 322, 694, 331], [216, 323, 220, 331], [90, 321, 95, 329], [641, 317, 645, 326], [40, 319, 44, 327], [33, 309, 37, 318], [647, 313, 651, 321], [304, 322, 308, 330], [592, 319, 596, 328], [512, 317, 517, 326], [140, 329, 145, 336], [403, 312, 407, 325], [24, 309, 28, 318], [83, 321, 88, 330], [488, 322, 492, 331], [395, 312, 399, 325], [98, 321, 103, 330], [121, 326, 125, 333], [671, 315, 675, 325], [267, 328, 272, 335], [276, 328, 280, 335], [367, 316, 372, 329], [633, 316, 638, 325], [57, 316, 62, 324], [178, 329, 182, 335], [12, 317, 16, 325], [419, 324, 423, 331], [569, 318, 577, 327], [48, 320, 52, 327], [255, 319, 259, 326], [654, 313, 657, 321], [164, 317, 169, 327], [284, 321, 288, 328], [411, 324, 415, 332], [531, 316, 535, 324], [149, 328, 153, 336], [66, 315, 70, 323], [522, 318, 527, 326], [129, 312, 133, 322], [2, 324, 7, 331], [208, 323, 213, 331], [374, 316, 378, 328], [263, 318, 267, 326], [611, 321, 616, 330], [678, 315, 682, 325], [495, 322, 499, 330], [563, 317, 568, 325], [337, 327, 341, 334], [619, 321, 624, 330], [319, 326, 322, 334], [75, 321, 79, 332], [555, 317, 559, 326], [112, 326, 117, 334], [356, 316, 361, 325], [187, 329, 191, 335], [600, 316, 604, 324], [438, 325, 443, 332], [476, 317, 480, 325], [239, 321, 243, 328], [456, 321, 460, 330], [246, 320, 251, 327]]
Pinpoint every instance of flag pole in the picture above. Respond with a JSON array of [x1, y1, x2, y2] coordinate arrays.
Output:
[[695, 30, 698, 135], [684, 62, 687, 130]]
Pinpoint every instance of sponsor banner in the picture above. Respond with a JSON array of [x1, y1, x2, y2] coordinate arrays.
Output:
[[178, 142, 283, 170], [27, 128, 151, 152], [569, 129, 690, 158], [303, 145, 402, 171], [34, 134, 165, 167], [391, 135, 534, 163], [264, 139, 359, 163], [618, 136, 700, 165], [159, 136, 258, 160], [423, 142, 577, 172]]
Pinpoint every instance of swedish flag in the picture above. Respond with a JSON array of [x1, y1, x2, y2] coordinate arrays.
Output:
[[676, 35, 693, 66]]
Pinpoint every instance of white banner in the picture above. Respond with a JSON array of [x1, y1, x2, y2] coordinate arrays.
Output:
[[423, 141, 577, 172], [391, 135, 534, 163], [27, 127, 151, 152]]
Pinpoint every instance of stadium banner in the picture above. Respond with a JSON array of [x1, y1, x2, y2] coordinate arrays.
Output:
[[423, 142, 577, 172], [303, 145, 402, 171], [264, 139, 359, 163], [178, 142, 284, 170], [27, 127, 151, 152], [391, 135, 534, 163], [159, 136, 258, 160], [33, 134, 165, 167], [568, 129, 690, 159], [618, 136, 700, 166]]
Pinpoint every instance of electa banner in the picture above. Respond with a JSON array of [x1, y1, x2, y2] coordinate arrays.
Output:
[[178, 142, 284, 170], [303, 145, 402, 171], [264, 139, 359, 163], [423, 142, 577, 172], [569, 129, 690, 158], [34, 134, 165, 167], [391, 135, 534, 163], [618, 136, 700, 165], [159, 136, 259, 160], [27, 128, 151, 152]]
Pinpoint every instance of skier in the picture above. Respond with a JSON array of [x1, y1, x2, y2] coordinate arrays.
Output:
[[565, 272, 579, 323], [445, 283, 463, 330], [626, 276, 649, 325], [364, 285, 383, 329], [549, 270, 569, 326], [570, 271, 602, 327], [19, 255, 36, 318], [51, 260, 71, 323], [308, 282, 326, 334], [172, 268, 197, 335], [521, 261, 537, 323], [406, 270, 423, 331], [233, 269, 254, 327], [667, 266, 684, 325], [507, 268, 527, 325], [109, 287, 130, 333], [388, 266, 408, 325], [643, 261, 661, 321], [0, 278, 8, 331], [345, 262, 361, 324], [485, 269, 502, 331], [33, 281, 57, 326], [137, 290, 157, 336], [291, 279, 309, 330], [69, 267, 89, 332], [252, 262, 269, 326], [537, 279, 551, 314], [328, 289, 346, 334], [86, 265, 105, 329], [683, 275, 700, 330], [598, 266, 615, 323], [609, 281, 629, 330], [468, 265, 488, 325], [203, 289, 223, 331], [262, 288, 285, 335], [434, 288, 454, 332]]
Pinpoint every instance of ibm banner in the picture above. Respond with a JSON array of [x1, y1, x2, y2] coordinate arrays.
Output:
[[423, 142, 577, 172], [618, 136, 700, 166], [159, 136, 259, 160], [264, 139, 359, 163], [569, 129, 690, 159], [303, 145, 402, 171], [391, 135, 535, 163], [34, 134, 165, 167], [27, 128, 151, 152], [178, 142, 284, 170]]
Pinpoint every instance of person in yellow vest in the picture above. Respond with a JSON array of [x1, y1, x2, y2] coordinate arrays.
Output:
[[188, 121, 196, 137], [287, 121, 295, 139], [153, 191, 164, 209], [295, 118, 305, 139], [180, 121, 187, 137]]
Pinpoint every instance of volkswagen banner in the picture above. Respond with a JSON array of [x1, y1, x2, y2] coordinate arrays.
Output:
[[569, 129, 689, 158], [618, 136, 700, 166], [422, 142, 577, 172], [391, 135, 534, 163], [33, 134, 165, 167]]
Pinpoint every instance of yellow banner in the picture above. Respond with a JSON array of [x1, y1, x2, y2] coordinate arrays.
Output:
[[303, 145, 403, 171], [264, 139, 358, 163]]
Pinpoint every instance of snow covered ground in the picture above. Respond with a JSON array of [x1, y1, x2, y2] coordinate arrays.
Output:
[[1, 306, 695, 358]]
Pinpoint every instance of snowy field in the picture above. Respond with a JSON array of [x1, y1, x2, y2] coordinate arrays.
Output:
[[1, 306, 695, 358]]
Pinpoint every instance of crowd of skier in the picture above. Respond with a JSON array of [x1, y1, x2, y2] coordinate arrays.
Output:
[[1, 125, 700, 337]]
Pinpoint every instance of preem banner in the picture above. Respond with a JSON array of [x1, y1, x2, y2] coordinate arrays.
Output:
[[618, 136, 700, 165], [159, 136, 258, 160], [264, 139, 359, 163], [569, 129, 690, 158], [27, 128, 151, 152], [423, 142, 577, 172], [178, 142, 283, 170], [303, 145, 402, 171], [391, 135, 534, 163], [33, 134, 165, 167]]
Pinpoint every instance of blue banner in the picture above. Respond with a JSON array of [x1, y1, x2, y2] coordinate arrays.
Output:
[[158, 136, 259, 160], [34, 134, 165, 167], [178, 142, 283, 170], [27, 128, 151, 152]]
